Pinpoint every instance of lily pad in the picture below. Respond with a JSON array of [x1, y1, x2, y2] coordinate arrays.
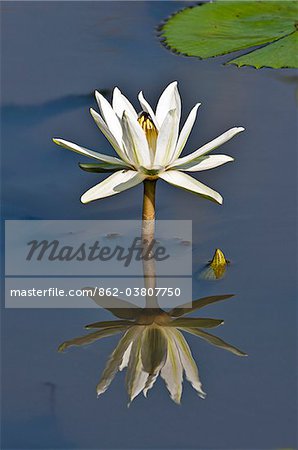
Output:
[[159, 1, 298, 68]]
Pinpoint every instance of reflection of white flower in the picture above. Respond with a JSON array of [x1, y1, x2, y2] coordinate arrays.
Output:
[[99, 325, 207, 405], [59, 294, 246, 404], [53, 82, 244, 204]]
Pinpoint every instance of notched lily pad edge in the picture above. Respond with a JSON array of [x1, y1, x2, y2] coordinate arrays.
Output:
[[156, 2, 207, 59]]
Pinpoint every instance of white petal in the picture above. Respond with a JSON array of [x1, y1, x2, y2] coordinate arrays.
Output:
[[161, 329, 183, 404], [171, 127, 245, 167], [141, 327, 167, 397], [125, 332, 149, 403], [170, 103, 201, 164], [143, 372, 159, 397], [159, 170, 223, 204], [130, 367, 148, 403], [175, 155, 234, 172], [81, 170, 145, 204], [96, 327, 140, 397], [171, 329, 206, 399], [154, 109, 179, 166], [95, 90, 123, 145], [112, 87, 138, 121], [138, 91, 159, 130], [156, 81, 181, 128], [119, 342, 133, 371], [121, 112, 152, 168], [53, 138, 128, 166], [90, 108, 132, 164]]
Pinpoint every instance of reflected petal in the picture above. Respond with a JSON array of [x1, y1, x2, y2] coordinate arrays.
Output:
[[85, 319, 133, 329], [126, 333, 148, 403], [84, 287, 142, 319], [119, 342, 133, 371], [168, 318, 224, 328], [141, 327, 168, 374], [161, 329, 183, 404], [172, 329, 206, 398], [58, 327, 126, 352], [97, 326, 142, 396], [141, 327, 168, 396], [181, 327, 247, 357], [169, 294, 234, 318]]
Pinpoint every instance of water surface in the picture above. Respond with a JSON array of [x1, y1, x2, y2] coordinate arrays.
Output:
[[1, 1, 297, 449]]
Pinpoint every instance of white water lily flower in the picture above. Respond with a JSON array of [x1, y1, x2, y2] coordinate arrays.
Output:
[[58, 293, 246, 404], [53, 82, 244, 204], [53, 81, 244, 204]]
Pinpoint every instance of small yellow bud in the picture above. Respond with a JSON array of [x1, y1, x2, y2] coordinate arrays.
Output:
[[210, 248, 228, 269], [199, 248, 229, 280]]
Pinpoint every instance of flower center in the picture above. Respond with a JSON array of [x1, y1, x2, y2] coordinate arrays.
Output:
[[138, 111, 158, 154], [136, 311, 171, 326]]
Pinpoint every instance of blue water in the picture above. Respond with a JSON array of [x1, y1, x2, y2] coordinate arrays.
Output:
[[1, 1, 297, 449]]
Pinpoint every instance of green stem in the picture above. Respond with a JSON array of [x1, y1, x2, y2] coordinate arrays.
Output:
[[142, 179, 156, 222], [141, 180, 159, 310]]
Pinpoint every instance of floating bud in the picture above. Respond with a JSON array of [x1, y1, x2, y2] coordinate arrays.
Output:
[[200, 248, 229, 280], [211, 248, 228, 269]]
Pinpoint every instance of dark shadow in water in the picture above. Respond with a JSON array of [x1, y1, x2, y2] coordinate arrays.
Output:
[[1, 89, 110, 126]]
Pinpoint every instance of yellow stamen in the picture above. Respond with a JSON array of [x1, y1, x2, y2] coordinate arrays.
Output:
[[138, 111, 158, 153]]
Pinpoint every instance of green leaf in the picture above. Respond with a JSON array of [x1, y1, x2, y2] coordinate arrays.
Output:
[[159, 1, 298, 69], [79, 163, 124, 173]]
